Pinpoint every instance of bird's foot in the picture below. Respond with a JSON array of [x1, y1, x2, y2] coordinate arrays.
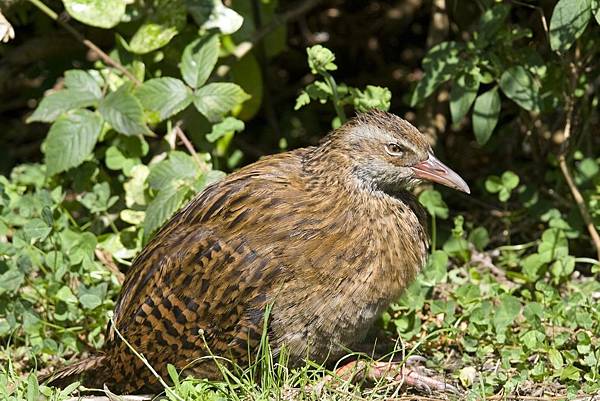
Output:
[[315, 357, 460, 395]]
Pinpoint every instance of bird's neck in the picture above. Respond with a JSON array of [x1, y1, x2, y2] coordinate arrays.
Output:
[[303, 143, 418, 206]]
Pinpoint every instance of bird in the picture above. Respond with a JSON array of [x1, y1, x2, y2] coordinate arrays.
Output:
[[48, 110, 469, 394]]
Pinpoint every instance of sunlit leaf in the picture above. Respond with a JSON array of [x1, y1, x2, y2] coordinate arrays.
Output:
[[472, 87, 501, 145], [549, 0, 591, 53], [62, 0, 125, 29]]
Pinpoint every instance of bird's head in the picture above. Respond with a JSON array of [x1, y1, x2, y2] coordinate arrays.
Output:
[[327, 110, 470, 195]]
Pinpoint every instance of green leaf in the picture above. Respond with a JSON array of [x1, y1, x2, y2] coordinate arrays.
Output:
[[124, 165, 149, 207], [136, 78, 192, 120], [548, 348, 564, 370], [206, 117, 245, 142], [64, 70, 103, 99], [99, 84, 147, 136], [148, 151, 200, 191], [23, 218, 52, 242], [62, 0, 125, 29], [0, 269, 24, 294], [351, 86, 392, 112], [593, 0, 600, 25], [410, 41, 464, 106], [468, 227, 489, 251], [307, 45, 337, 74], [418, 189, 449, 219], [549, 0, 591, 53], [27, 90, 99, 123], [129, 0, 187, 54], [180, 34, 220, 88], [200, 1, 244, 34], [450, 74, 479, 124], [44, 109, 103, 175], [55, 286, 78, 304], [478, 4, 511, 44], [144, 183, 190, 240], [472, 87, 501, 145], [193, 83, 250, 122], [492, 294, 521, 332], [501, 171, 519, 190], [499, 66, 539, 111]]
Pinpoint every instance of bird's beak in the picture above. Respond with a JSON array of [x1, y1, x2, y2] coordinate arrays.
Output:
[[411, 153, 470, 194]]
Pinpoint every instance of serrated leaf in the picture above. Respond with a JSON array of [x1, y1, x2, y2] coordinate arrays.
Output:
[[193, 83, 250, 122], [307, 45, 337, 74], [472, 87, 501, 145], [129, 0, 187, 54], [180, 34, 220, 88], [206, 117, 244, 142], [549, 0, 591, 53], [352, 85, 391, 112], [99, 85, 147, 136], [63, 0, 125, 29], [44, 109, 103, 175], [148, 151, 200, 191], [27, 90, 99, 123], [499, 66, 539, 111], [450, 74, 479, 124], [144, 183, 190, 240], [136, 78, 192, 120], [64, 70, 102, 99]]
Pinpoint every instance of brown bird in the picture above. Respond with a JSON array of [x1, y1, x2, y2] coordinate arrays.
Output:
[[50, 110, 469, 394]]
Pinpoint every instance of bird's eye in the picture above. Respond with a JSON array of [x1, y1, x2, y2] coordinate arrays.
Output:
[[386, 143, 404, 155]]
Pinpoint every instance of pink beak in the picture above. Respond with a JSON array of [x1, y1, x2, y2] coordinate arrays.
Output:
[[411, 153, 470, 194]]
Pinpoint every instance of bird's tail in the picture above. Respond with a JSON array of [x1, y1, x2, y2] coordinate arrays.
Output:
[[42, 355, 108, 390]]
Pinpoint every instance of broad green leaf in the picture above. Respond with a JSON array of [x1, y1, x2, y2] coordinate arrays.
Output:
[[63, 0, 125, 29], [467, 227, 489, 251], [420, 250, 448, 286], [450, 74, 479, 124], [548, 348, 564, 369], [307, 45, 337, 74], [148, 151, 200, 191], [144, 183, 190, 240], [492, 294, 521, 332], [44, 109, 103, 175], [593, 0, 600, 24], [136, 78, 192, 120], [499, 66, 539, 111], [501, 171, 519, 190], [23, 218, 51, 242], [410, 41, 464, 106], [0, 269, 24, 294], [188, 0, 243, 34], [27, 90, 99, 123], [206, 117, 244, 142], [99, 85, 147, 136], [418, 189, 449, 219], [538, 228, 569, 262], [180, 34, 220, 88], [472, 87, 501, 145], [478, 4, 511, 44], [129, 0, 187, 54], [193, 83, 250, 122], [64, 70, 102, 99], [55, 286, 78, 304], [549, 0, 591, 53], [229, 53, 263, 120]]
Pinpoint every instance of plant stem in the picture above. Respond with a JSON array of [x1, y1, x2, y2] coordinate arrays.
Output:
[[323, 71, 346, 123], [431, 214, 437, 251], [28, 0, 142, 86], [558, 61, 600, 261]]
